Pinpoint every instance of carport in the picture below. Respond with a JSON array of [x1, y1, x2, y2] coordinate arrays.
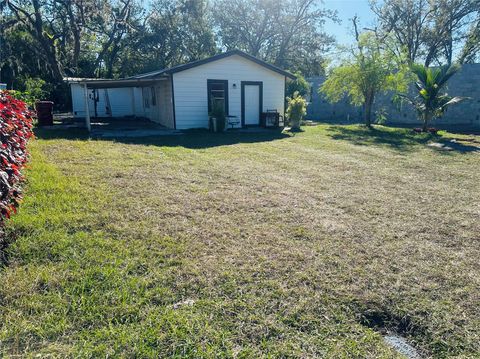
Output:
[[66, 76, 172, 132]]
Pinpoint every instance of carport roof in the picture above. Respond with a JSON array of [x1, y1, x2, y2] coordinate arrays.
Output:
[[64, 76, 167, 89]]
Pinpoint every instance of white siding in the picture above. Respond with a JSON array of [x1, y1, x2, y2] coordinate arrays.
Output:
[[70, 84, 144, 118], [172, 55, 286, 129], [71, 83, 87, 118], [107, 88, 134, 117], [133, 87, 144, 116]]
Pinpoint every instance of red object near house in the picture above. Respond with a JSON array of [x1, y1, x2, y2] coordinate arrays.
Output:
[[35, 101, 54, 126]]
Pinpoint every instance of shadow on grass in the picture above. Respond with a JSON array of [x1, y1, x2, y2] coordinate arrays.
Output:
[[34, 127, 292, 149], [325, 125, 479, 154]]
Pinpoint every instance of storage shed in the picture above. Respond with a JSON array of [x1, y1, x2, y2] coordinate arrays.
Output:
[[68, 50, 296, 131]]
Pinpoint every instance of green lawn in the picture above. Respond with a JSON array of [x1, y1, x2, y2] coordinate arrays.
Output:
[[1, 125, 479, 358]]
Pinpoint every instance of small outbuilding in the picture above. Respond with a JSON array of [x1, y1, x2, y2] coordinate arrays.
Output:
[[67, 50, 296, 131]]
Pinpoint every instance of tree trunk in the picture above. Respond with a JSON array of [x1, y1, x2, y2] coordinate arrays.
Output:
[[364, 92, 374, 127], [422, 113, 432, 132], [422, 115, 430, 132], [31, 0, 64, 82]]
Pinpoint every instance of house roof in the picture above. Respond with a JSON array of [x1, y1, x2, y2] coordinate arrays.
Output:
[[65, 50, 296, 87], [130, 50, 297, 80]]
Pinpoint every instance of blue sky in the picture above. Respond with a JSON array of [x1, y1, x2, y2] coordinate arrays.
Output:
[[323, 0, 376, 46]]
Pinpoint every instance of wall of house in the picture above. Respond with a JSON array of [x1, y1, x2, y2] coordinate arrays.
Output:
[[71, 83, 94, 118], [133, 87, 144, 115], [307, 63, 480, 129], [140, 80, 174, 128], [142, 86, 157, 122], [172, 55, 286, 130], [70, 84, 143, 118], [158, 79, 174, 128], [103, 88, 135, 117]]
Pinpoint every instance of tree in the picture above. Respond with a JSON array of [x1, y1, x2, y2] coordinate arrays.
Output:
[[213, 0, 337, 76], [286, 72, 311, 98], [320, 21, 409, 127], [459, 13, 480, 63], [1, 0, 66, 82], [90, 0, 144, 78], [117, 0, 216, 77], [213, 0, 274, 58], [398, 64, 466, 131], [425, 0, 480, 66], [0, 0, 144, 81], [370, 0, 480, 66], [370, 0, 430, 64]]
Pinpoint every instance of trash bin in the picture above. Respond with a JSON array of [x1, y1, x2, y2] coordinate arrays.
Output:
[[35, 101, 54, 126]]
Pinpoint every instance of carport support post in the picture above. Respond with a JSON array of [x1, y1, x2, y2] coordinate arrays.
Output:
[[83, 83, 91, 132], [131, 87, 136, 118]]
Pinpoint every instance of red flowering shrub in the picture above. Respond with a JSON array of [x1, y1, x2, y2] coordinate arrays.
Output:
[[0, 91, 34, 223]]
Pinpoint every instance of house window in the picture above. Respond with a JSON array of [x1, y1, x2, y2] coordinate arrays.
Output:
[[207, 79, 228, 115], [151, 86, 157, 106]]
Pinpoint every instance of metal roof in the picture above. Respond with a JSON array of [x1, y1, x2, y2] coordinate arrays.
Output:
[[64, 77, 167, 88]]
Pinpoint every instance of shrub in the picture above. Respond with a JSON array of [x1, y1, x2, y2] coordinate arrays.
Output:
[[8, 78, 52, 108], [286, 91, 307, 131], [0, 90, 34, 223]]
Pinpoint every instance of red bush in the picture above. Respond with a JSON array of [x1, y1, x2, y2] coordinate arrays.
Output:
[[0, 91, 35, 222]]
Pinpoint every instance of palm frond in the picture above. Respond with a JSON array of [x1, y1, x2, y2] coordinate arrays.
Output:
[[414, 82, 423, 92], [396, 93, 425, 114], [437, 64, 461, 88], [440, 96, 467, 108], [427, 67, 442, 88], [406, 63, 465, 125], [410, 63, 427, 86]]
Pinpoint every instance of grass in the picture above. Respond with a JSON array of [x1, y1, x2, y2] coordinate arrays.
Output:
[[1, 124, 479, 358]]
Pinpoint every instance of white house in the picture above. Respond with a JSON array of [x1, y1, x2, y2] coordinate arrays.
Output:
[[67, 50, 296, 130]]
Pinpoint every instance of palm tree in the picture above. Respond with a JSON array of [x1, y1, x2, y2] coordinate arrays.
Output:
[[400, 64, 466, 131]]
